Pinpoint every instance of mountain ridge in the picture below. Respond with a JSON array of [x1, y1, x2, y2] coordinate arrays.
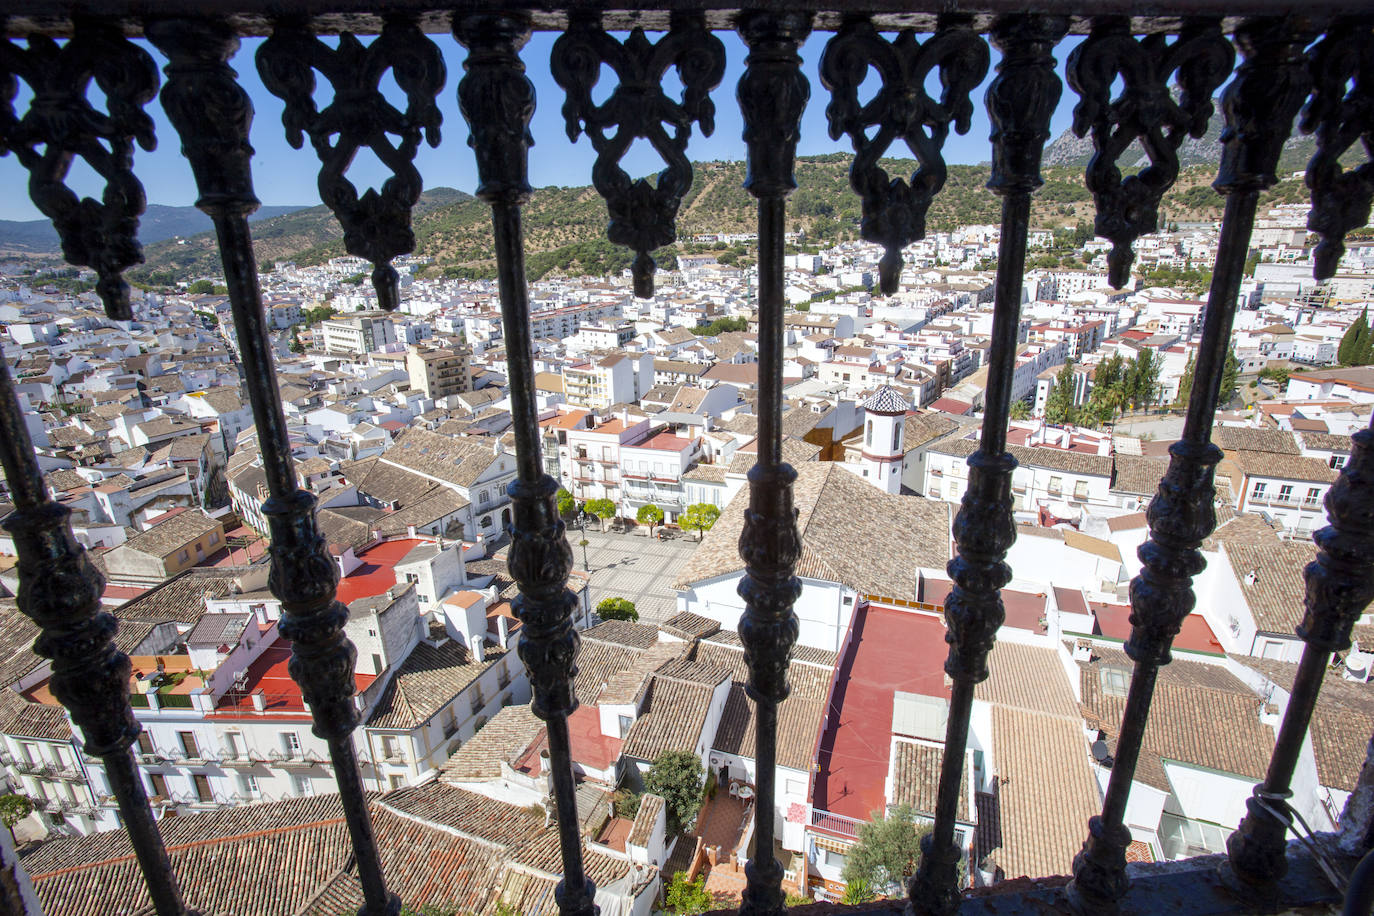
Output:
[[0, 203, 312, 257], [6, 147, 1327, 286]]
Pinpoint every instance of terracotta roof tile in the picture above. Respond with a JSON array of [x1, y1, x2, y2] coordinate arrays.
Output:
[[1076, 645, 1272, 793], [1215, 426, 1301, 455], [367, 640, 503, 730], [674, 462, 950, 602], [891, 740, 971, 821], [620, 676, 716, 761], [984, 706, 1100, 880], [1236, 657, 1374, 792]]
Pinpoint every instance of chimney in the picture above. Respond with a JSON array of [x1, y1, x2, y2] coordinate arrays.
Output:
[[471, 634, 486, 660], [251, 689, 266, 711], [1245, 568, 1259, 586]]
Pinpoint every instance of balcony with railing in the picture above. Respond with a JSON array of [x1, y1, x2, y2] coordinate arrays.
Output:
[[0, 5, 1371, 916]]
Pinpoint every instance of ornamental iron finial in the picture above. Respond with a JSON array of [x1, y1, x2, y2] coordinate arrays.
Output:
[[551, 13, 725, 298], [257, 16, 445, 311], [820, 17, 988, 294], [1300, 19, 1374, 281], [0, 20, 158, 320], [1067, 17, 1234, 288]]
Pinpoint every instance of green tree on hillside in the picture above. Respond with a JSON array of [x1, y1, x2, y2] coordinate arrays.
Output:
[[665, 872, 711, 916], [1085, 354, 1127, 425]]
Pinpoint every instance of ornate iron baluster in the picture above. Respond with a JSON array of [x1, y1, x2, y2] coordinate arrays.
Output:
[[1226, 418, 1374, 894], [1066, 17, 1234, 288], [1301, 18, 1374, 282], [550, 13, 725, 299], [1068, 18, 1310, 912], [909, 15, 1063, 916], [454, 14, 596, 916], [145, 18, 398, 916], [819, 16, 988, 295], [0, 355, 189, 916], [735, 12, 809, 916], [256, 15, 444, 311], [0, 19, 158, 321]]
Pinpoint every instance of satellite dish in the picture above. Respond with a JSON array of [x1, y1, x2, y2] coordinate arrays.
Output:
[[1091, 740, 1114, 768]]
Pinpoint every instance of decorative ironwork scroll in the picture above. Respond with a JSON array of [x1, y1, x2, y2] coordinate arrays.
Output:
[[1069, 18, 1310, 912], [146, 18, 399, 916], [0, 21, 158, 320], [909, 14, 1066, 916], [455, 13, 597, 916], [819, 17, 988, 295], [551, 14, 725, 298], [1227, 418, 1374, 891], [0, 356, 189, 916], [735, 11, 810, 916], [257, 17, 443, 311], [1301, 19, 1374, 282], [1066, 17, 1234, 288]]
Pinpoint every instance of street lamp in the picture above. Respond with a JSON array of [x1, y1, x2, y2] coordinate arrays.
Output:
[[578, 511, 590, 573]]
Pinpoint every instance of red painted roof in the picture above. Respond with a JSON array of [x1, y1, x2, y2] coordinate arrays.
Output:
[[143, 506, 191, 526], [209, 637, 377, 719], [631, 431, 695, 452], [812, 605, 951, 821], [917, 580, 1047, 634], [515, 705, 622, 774], [1091, 603, 1224, 655], [929, 397, 972, 415], [103, 584, 149, 601], [1002, 589, 1049, 634], [333, 538, 429, 607]]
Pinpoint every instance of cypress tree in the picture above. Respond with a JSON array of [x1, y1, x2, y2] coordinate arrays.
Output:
[[1339, 311, 1369, 366]]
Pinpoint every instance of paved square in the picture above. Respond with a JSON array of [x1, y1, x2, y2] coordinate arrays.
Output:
[[565, 523, 702, 625]]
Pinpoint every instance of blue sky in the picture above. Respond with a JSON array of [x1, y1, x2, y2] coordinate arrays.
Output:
[[0, 30, 1085, 223]]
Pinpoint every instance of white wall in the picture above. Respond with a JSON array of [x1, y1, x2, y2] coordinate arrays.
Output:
[[678, 574, 854, 653]]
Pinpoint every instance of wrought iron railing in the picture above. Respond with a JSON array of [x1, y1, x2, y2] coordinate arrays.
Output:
[[0, 6, 1372, 916]]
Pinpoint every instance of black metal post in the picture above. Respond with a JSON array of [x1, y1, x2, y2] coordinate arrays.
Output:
[[736, 13, 809, 916], [1227, 418, 1374, 889], [910, 15, 1065, 916], [1069, 18, 1311, 912], [454, 14, 596, 916], [146, 18, 398, 916], [0, 356, 190, 916]]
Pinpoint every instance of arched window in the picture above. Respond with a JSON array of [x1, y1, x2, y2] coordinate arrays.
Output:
[[865, 420, 873, 447]]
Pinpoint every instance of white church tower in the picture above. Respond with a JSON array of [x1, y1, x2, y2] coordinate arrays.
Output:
[[861, 386, 911, 495]]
